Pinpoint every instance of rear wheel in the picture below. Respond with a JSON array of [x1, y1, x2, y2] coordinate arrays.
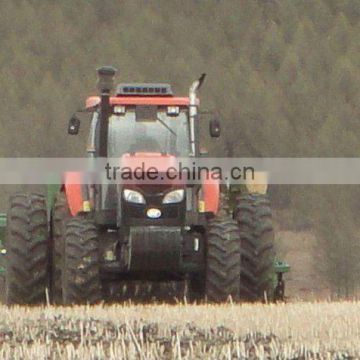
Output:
[[235, 193, 275, 301], [205, 210, 241, 302], [51, 192, 71, 304], [62, 216, 101, 304], [6, 194, 49, 305]]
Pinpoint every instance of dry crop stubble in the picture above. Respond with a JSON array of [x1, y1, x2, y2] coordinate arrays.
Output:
[[0, 301, 357, 359]]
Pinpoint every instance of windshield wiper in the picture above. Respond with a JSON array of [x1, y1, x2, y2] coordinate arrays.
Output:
[[156, 117, 177, 137]]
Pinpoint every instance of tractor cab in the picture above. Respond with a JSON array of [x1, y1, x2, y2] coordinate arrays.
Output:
[[74, 70, 216, 228], [86, 84, 192, 158]]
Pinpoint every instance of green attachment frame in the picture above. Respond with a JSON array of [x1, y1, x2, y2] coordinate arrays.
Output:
[[273, 260, 290, 301], [274, 260, 290, 274]]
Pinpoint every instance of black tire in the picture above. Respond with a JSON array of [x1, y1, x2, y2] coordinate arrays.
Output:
[[205, 210, 241, 302], [6, 194, 49, 305], [62, 216, 101, 304], [51, 193, 71, 304], [235, 193, 275, 302]]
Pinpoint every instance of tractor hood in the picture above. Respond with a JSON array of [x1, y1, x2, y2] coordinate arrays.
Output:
[[120, 152, 183, 186]]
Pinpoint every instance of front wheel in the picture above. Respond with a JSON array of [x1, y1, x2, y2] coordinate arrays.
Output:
[[205, 211, 241, 302], [62, 216, 101, 304]]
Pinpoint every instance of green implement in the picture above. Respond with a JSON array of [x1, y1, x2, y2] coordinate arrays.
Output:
[[275, 260, 291, 274], [274, 260, 290, 301]]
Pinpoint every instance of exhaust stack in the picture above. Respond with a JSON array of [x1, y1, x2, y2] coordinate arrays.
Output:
[[189, 73, 206, 156], [97, 66, 117, 158]]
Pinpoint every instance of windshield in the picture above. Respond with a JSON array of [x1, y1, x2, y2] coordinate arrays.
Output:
[[107, 108, 190, 157]]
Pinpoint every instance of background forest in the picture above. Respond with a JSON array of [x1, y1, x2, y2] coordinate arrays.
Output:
[[1, 0, 360, 295]]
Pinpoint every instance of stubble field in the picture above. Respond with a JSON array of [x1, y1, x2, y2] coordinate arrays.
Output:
[[0, 301, 358, 359]]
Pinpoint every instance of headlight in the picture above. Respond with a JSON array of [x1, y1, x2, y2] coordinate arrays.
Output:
[[167, 106, 179, 116], [163, 189, 185, 204], [113, 105, 126, 115], [123, 189, 145, 204]]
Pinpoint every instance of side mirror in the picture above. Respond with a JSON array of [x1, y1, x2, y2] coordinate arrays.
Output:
[[209, 118, 221, 138], [68, 115, 80, 135]]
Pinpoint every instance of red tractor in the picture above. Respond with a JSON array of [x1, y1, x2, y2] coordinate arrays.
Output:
[[5, 67, 279, 304]]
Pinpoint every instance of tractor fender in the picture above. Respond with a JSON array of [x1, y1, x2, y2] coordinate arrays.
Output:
[[63, 172, 85, 216], [202, 176, 220, 215]]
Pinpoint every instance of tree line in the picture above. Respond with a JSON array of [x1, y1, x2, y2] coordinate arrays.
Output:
[[1, 0, 360, 295]]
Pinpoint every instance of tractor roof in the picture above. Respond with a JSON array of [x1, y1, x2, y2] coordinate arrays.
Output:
[[86, 82, 200, 108], [86, 82, 199, 109], [86, 96, 198, 108]]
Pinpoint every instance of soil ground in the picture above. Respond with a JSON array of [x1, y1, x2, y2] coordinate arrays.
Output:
[[275, 228, 331, 301]]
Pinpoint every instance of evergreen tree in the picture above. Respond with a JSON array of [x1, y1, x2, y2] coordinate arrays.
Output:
[[2, 0, 360, 295]]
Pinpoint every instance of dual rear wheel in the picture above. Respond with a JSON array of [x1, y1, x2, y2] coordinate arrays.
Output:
[[5, 193, 101, 305], [5, 194, 49, 305], [199, 193, 275, 303], [235, 194, 275, 302]]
